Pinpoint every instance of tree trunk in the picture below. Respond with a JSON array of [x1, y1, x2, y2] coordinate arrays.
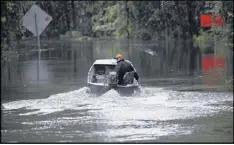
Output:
[[186, 0, 197, 75], [125, 1, 130, 38], [65, 2, 71, 32], [71, 0, 76, 30]]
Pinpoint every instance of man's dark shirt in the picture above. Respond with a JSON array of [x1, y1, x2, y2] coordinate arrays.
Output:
[[114, 59, 139, 85]]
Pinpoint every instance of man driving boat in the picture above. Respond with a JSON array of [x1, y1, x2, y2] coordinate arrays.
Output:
[[114, 54, 139, 85]]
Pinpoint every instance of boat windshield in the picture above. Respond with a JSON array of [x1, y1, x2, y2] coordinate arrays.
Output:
[[94, 65, 115, 75]]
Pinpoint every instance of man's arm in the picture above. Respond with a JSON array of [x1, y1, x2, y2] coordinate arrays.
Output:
[[129, 64, 134, 72], [128, 63, 139, 81], [134, 72, 139, 81]]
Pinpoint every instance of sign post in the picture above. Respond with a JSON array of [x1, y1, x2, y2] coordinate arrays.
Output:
[[22, 4, 52, 83], [22, 4, 52, 49], [34, 13, 41, 82], [34, 13, 41, 52]]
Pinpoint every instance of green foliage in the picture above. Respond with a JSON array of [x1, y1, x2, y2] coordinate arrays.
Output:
[[1, 1, 233, 60], [1, 17, 6, 23], [194, 30, 210, 42], [193, 29, 214, 54], [75, 36, 91, 41], [92, 3, 122, 36], [1, 1, 34, 60]]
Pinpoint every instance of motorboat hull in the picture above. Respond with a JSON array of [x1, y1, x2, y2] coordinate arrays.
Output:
[[87, 83, 139, 96]]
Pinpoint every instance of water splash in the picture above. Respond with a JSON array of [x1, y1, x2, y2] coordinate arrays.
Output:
[[2, 87, 91, 115], [2, 86, 232, 142], [2, 86, 233, 118]]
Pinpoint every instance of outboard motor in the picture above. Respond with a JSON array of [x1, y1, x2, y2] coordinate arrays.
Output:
[[123, 71, 134, 84], [107, 71, 118, 87]]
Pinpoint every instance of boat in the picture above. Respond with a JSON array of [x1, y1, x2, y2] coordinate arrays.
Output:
[[87, 59, 139, 95]]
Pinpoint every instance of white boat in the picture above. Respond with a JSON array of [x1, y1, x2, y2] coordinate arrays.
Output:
[[87, 59, 139, 95]]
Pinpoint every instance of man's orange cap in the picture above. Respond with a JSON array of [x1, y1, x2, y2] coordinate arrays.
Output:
[[115, 54, 123, 59]]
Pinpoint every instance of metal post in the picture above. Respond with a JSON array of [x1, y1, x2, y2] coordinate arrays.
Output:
[[214, 31, 216, 67], [165, 21, 168, 76], [35, 13, 41, 52], [35, 13, 41, 83]]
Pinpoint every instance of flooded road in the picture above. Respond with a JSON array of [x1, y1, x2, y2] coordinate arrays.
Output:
[[1, 39, 233, 143]]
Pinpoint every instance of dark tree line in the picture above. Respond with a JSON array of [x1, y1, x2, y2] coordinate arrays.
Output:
[[1, 1, 233, 60]]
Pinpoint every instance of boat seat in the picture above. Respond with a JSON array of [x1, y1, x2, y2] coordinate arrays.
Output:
[[94, 74, 106, 83]]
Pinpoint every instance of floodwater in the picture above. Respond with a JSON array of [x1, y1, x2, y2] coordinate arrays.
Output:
[[1, 38, 233, 143]]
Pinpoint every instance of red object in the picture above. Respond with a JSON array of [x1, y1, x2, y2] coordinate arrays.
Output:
[[200, 14, 224, 27], [200, 14, 212, 27], [202, 56, 214, 70], [202, 55, 227, 88], [212, 15, 224, 26], [202, 55, 226, 70], [45, 16, 50, 21]]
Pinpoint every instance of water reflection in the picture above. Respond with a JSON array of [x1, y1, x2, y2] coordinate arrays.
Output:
[[1, 38, 233, 143], [202, 55, 232, 91]]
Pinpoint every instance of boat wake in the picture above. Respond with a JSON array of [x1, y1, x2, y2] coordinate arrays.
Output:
[[2, 86, 233, 142], [2, 86, 233, 119]]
